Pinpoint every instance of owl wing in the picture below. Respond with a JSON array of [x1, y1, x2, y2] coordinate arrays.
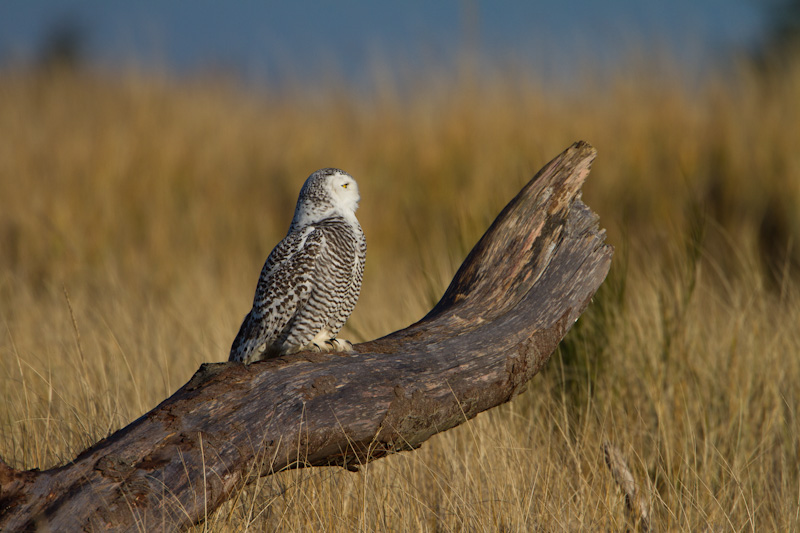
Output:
[[229, 227, 324, 362]]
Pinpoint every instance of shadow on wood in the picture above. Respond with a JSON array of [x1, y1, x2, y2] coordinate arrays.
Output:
[[0, 141, 613, 532]]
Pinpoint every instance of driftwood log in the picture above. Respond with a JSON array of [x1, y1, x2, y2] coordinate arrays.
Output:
[[0, 141, 612, 531]]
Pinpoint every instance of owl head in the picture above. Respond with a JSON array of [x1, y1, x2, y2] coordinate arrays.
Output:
[[290, 168, 361, 230]]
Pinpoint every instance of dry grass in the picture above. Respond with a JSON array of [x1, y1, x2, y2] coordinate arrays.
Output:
[[1, 55, 799, 530]]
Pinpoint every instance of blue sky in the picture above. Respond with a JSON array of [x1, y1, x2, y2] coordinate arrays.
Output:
[[0, 1, 769, 83]]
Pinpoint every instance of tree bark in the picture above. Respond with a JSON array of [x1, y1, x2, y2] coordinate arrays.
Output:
[[0, 141, 613, 532]]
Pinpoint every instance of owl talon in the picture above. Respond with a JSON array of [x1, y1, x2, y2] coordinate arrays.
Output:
[[307, 338, 353, 353], [329, 338, 353, 352]]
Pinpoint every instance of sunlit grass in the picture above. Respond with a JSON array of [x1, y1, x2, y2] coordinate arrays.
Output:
[[1, 55, 799, 530]]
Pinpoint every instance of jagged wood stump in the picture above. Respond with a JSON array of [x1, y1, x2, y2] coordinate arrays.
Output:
[[0, 141, 613, 532]]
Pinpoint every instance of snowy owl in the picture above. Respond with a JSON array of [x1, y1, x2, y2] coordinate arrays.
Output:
[[229, 168, 366, 364]]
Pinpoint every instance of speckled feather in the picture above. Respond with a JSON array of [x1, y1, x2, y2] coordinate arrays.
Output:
[[230, 168, 366, 363]]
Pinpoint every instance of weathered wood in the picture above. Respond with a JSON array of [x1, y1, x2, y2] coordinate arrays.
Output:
[[0, 141, 612, 532]]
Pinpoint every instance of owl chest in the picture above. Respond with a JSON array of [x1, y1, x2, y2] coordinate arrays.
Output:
[[314, 223, 363, 280]]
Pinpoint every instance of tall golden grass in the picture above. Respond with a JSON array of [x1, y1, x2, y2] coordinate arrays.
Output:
[[1, 54, 799, 530]]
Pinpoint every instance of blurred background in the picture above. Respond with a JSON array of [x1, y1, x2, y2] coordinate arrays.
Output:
[[2, 0, 799, 299], [2, 2, 800, 530], [0, 1, 770, 83]]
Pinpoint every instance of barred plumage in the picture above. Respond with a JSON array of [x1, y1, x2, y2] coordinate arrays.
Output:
[[229, 168, 366, 363]]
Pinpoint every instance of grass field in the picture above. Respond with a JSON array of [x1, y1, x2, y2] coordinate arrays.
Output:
[[1, 55, 799, 530]]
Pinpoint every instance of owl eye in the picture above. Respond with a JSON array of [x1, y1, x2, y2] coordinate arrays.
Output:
[[341, 183, 349, 189]]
